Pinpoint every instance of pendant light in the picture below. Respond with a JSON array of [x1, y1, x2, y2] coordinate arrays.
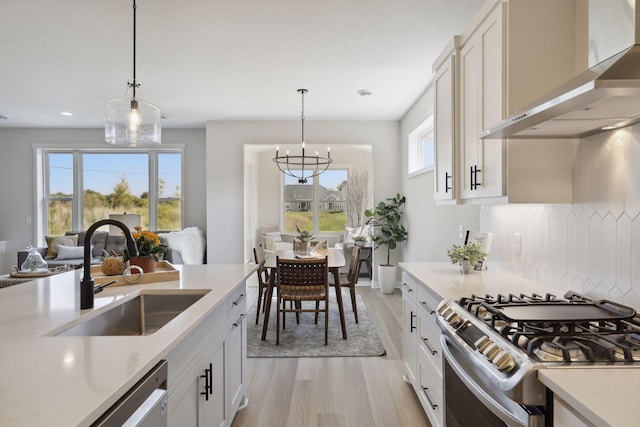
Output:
[[105, 0, 161, 147], [273, 89, 332, 184]]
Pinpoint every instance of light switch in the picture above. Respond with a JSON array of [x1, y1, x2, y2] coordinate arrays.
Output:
[[514, 233, 521, 255]]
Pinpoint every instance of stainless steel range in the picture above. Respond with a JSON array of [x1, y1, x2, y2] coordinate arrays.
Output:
[[436, 291, 640, 427]]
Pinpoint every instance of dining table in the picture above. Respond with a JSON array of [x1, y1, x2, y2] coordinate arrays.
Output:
[[261, 248, 348, 340]]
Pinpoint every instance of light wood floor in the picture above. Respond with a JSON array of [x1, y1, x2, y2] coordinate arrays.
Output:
[[232, 285, 430, 427]]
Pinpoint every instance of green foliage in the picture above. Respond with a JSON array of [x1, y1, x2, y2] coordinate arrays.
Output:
[[295, 225, 314, 242], [284, 211, 347, 233], [47, 176, 181, 235], [447, 242, 488, 266], [365, 194, 407, 266]]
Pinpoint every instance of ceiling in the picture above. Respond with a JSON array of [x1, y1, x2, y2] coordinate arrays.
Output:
[[0, 0, 484, 129]]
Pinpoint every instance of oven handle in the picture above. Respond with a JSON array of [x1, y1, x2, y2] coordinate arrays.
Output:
[[440, 335, 528, 427]]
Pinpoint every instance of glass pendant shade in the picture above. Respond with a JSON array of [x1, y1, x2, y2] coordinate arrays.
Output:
[[105, 97, 161, 147]]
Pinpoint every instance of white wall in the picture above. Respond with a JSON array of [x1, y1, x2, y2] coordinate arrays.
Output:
[[0, 128, 206, 274], [482, 126, 640, 309], [400, 86, 480, 263], [206, 120, 400, 264]]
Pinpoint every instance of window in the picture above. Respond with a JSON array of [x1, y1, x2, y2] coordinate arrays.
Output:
[[41, 149, 183, 236], [408, 114, 434, 176], [283, 169, 348, 234]]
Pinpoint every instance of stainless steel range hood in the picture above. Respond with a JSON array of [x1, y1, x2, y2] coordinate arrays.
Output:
[[482, 0, 640, 139]]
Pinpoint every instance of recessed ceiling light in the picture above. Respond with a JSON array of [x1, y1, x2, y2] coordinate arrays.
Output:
[[60, 111, 73, 116], [357, 89, 374, 97]]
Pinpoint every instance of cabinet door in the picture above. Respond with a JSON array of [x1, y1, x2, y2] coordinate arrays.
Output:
[[228, 311, 247, 418], [460, 4, 504, 200], [202, 340, 226, 427], [402, 289, 418, 384], [460, 37, 480, 200], [477, 6, 504, 198], [434, 52, 456, 202]]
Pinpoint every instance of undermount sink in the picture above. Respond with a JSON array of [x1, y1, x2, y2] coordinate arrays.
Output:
[[53, 290, 210, 336]]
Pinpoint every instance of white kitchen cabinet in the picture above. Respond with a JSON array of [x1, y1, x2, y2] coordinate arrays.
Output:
[[402, 278, 418, 385], [227, 286, 248, 417], [453, 0, 577, 203], [433, 37, 459, 203], [167, 281, 248, 427], [402, 272, 444, 427], [553, 395, 594, 427]]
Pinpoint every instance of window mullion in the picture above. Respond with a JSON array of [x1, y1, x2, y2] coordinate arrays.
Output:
[[149, 151, 158, 230], [74, 152, 82, 231]]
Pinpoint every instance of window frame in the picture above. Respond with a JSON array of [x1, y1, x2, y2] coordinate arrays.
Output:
[[408, 114, 435, 177], [34, 144, 184, 243], [280, 165, 350, 235]]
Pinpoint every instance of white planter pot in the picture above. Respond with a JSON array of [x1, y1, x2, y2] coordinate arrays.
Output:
[[378, 265, 397, 294]]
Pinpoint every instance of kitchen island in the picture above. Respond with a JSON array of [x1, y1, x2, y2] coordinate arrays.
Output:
[[400, 262, 640, 427], [0, 264, 255, 426]]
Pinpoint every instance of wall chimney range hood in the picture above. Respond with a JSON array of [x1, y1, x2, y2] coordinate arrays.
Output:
[[482, 0, 640, 139]]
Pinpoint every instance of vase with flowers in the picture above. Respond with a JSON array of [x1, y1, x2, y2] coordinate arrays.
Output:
[[124, 226, 168, 273]]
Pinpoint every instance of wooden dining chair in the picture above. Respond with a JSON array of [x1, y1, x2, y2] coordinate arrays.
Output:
[[275, 256, 329, 345], [253, 246, 270, 325], [331, 245, 361, 323]]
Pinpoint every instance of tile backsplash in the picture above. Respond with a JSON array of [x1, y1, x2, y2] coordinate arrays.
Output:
[[480, 127, 640, 310]]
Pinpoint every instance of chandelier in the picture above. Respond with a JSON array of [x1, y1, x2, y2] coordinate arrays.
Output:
[[105, 0, 161, 147], [273, 89, 332, 184]]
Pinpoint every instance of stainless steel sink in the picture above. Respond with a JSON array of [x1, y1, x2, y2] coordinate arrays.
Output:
[[54, 290, 210, 336]]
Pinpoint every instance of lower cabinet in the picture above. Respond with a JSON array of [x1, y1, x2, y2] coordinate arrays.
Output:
[[167, 282, 247, 427], [402, 272, 444, 427]]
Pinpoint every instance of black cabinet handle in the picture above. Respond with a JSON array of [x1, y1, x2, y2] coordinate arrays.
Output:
[[422, 387, 438, 410], [474, 166, 482, 189], [422, 337, 438, 355], [470, 166, 474, 190], [207, 363, 213, 395], [410, 311, 416, 333], [445, 172, 452, 193], [200, 365, 211, 401], [232, 293, 245, 306], [233, 313, 247, 328]]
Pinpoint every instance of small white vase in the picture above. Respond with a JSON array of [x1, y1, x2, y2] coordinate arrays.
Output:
[[378, 265, 397, 294], [460, 260, 475, 274]]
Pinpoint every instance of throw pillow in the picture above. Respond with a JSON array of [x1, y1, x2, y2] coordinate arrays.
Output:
[[45, 235, 79, 259], [56, 245, 87, 260]]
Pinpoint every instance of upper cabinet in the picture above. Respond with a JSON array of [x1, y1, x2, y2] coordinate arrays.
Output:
[[435, 0, 579, 204], [433, 37, 459, 203]]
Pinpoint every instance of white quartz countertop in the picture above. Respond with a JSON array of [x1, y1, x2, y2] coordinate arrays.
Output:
[[399, 261, 562, 302], [0, 264, 256, 427], [538, 368, 640, 427], [399, 262, 640, 427]]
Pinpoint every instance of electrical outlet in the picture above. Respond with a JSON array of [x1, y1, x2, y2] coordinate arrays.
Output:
[[514, 233, 522, 255], [458, 225, 463, 239], [25, 216, 31, 225]]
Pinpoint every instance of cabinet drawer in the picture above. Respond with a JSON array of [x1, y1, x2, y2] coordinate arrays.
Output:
[[228, 285, 247, 328], [418, 312, 443, 370], [418, 345, 444, 427], [401, 273, 418, 297], [416, 283, 442, 315]]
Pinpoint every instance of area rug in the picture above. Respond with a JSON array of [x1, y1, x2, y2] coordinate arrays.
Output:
[[247, 292, 386, 357]]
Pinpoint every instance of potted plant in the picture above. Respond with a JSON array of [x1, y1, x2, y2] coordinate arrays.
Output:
[[447, 242, 488, 274], [295, 225, 314, 255], [365, 194, 407, 293], [353, 235, 367, 247], [124, 226, 168, 273]]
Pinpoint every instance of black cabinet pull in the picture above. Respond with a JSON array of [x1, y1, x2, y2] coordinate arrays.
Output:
[[470, 166, 474, 190], [233, 313, 247, 328], [207, 363, 213, 395], [232, 293, 245, 306], [474, 166, 482, 189], [410, 311, 416, 333], [200, 365, 211, 401], [422, 337, 438, 355], [445, 172, 452, 193], [422, 387, 438, 410]]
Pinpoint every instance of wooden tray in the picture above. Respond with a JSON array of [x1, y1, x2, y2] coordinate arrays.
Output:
[[91, 261, 179, 287]]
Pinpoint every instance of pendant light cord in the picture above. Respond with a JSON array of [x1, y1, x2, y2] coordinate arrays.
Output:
[[300, 89, 305, 143], [130, 0, 138, 99]]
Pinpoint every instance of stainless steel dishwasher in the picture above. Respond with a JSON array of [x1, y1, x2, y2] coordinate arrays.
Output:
[[92, 360, 168, 427]]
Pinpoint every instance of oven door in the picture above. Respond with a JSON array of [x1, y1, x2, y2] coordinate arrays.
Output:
[[441, 335, 545, 427]]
